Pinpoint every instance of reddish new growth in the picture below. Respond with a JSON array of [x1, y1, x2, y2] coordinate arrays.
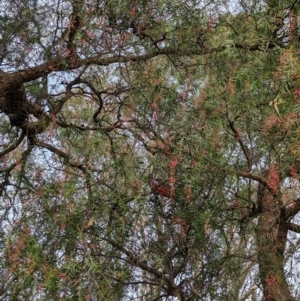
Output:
[[129, 4, 138, 16], [235, 129, 241, 140], [288, 10, 296, 42], [267, 165, 280, 194], [262, 115, 282, 135], [150, 102, 158, 122], [206, 16, 218, 33], [264, 274, 280, 301], [150, 158, 179, 199], [51, 113, 57, 127], [294, 89, 300, 99], [227, 78, 235, 95], [290, 165, 298, 179], [48, 113, 57, 136], [173, 216, 189, 238], [7, 227, 31, 275], [183, 186, 192, 205]]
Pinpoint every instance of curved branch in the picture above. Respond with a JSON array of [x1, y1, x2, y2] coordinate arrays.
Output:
[[76, 78, 104, 123], [0, 130, 26, 158], [104, 237, 163, 279], [34, 140, 87, 173], [51, 77, 81, 114], [235, 170, 268, 186]]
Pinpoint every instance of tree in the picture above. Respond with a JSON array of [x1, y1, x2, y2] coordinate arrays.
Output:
[[1, 0, 300, 300]]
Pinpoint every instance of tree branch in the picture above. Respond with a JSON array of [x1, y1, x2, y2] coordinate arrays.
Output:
[[104, 237, 163, 279], [0, 130, 26, 158], [228, 119, 252, 171], [284, 199, 300, 219], [1, 41, 280, 91], [235, 171, 268, 186], [288, 222, 300, 233], [34, 140, 87, 173]]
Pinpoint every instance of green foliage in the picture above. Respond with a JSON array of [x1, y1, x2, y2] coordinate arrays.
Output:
[[2, 0, 300, 300]]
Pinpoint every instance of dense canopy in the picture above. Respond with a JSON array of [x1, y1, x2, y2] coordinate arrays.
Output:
[[1, 0, 300, 300]]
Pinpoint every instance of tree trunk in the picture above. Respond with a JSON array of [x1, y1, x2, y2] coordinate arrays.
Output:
[[256, 183, 295, 301]]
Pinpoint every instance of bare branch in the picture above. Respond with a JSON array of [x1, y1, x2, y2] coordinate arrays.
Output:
[[235, 171, 268, 186], [104, 237, 163, 279], [288, 222, 300, 233], [34, 140, 87, 173]]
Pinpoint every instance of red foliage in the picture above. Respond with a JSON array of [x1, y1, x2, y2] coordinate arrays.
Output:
[[150, 101, 158, 122], [227, 77, 235, 95], [264, 274, 279, 301], [267, 165, 280, 194], [288, 10, 296, 42], [290, 165, 298, 179]]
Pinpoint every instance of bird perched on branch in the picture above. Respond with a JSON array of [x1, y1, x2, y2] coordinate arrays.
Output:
[[150, 178, 171, 198]]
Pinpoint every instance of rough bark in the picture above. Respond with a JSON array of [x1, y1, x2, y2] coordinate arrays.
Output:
[[256, 183, 295, 301], [0, 69, 49, 137]]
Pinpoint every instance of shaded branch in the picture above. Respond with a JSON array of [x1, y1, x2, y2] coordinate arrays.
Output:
[[288, 222, 300, 233], [34, 140, 87, 173], [104, 237, 163, 279], [3, 41, 281, 90], [235, 171, 268, 186], [55, 118, 131, 132], [51, 76, 81, 114], [284, 199, 300, 219], [228, 119, 252, 171], [67, 0, 83, 55], [0, 130, 26, 158]]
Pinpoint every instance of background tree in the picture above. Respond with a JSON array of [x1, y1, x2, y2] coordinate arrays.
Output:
[[1, 0, 300, 300]]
